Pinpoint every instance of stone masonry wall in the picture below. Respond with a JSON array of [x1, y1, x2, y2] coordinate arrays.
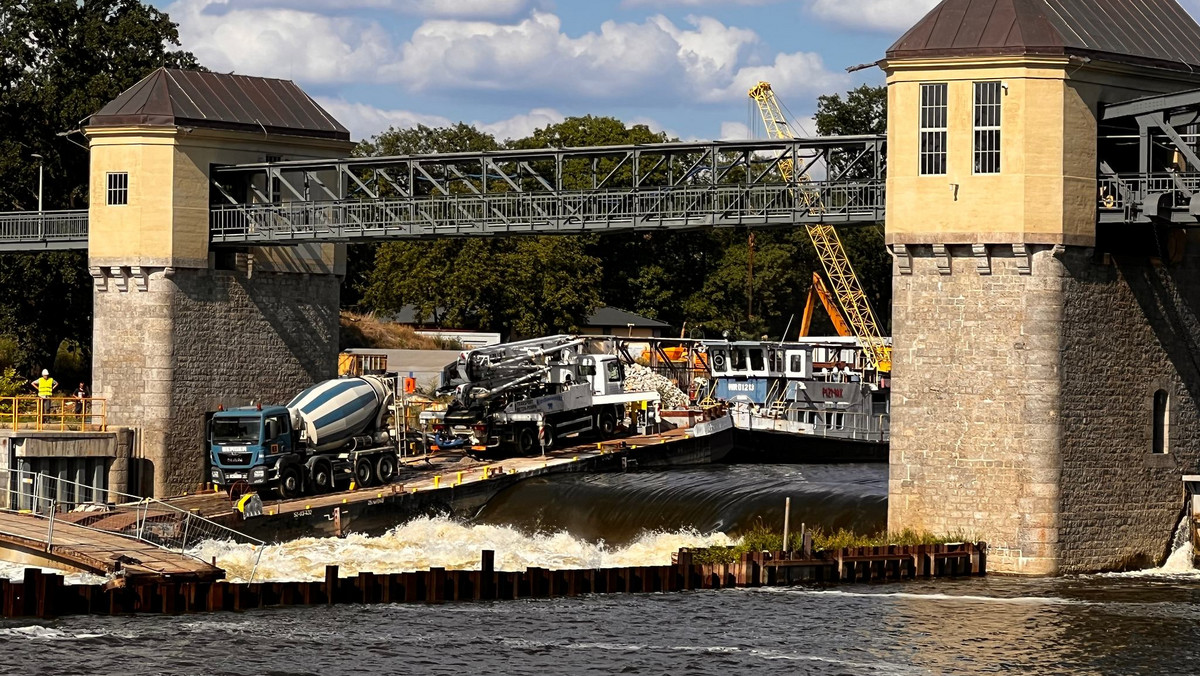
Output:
[[889, 247, 1066, 575], [891, 241, 1200, 574], [93, 267, 339, 497], [1057, 243, 1200, 572]]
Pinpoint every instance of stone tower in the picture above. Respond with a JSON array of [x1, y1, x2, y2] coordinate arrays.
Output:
[[85, 69, 354, 497], [884, 0, 1200, 573]]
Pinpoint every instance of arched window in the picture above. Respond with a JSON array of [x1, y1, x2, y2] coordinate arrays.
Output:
[[1152, 389, 1169, 454]]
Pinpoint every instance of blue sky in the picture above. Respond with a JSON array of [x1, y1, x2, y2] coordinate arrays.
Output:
[[151, 0, 1200, 143]]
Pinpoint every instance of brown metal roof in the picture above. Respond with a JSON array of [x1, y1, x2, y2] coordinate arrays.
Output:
[[88, 68, 350, 141], [887, 0, 1200, 72]]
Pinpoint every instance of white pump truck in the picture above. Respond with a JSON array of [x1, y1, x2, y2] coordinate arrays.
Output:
[[420, 335, 659, 457]]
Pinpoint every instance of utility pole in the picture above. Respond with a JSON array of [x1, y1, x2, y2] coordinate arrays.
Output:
[[31, 153, 43, 212]]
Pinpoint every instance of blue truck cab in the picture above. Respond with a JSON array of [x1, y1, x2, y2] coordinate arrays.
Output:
[[207, 405, 296, 492]]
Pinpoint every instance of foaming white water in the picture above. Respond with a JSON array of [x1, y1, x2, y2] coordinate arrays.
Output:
[[1161, 542, 1196, 574], [0, 561, 105, 586], [194, 516, 734, 582]]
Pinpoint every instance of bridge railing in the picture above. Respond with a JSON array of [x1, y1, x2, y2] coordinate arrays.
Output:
[[210, 181, 886, 244], [0, 396, 107, 432], [0, 210, 89, 250], [0, 467, 264, 581], [1099, 172, 1200, 222]]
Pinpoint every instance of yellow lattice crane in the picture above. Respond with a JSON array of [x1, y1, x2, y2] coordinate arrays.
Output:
[[748, 81, 892, 373]]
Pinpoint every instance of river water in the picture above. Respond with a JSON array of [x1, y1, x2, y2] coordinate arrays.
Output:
[[3, 464, 1199, 675]]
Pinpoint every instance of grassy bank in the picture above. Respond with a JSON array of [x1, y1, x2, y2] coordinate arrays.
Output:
[[339, 311, 462, 350], [691, 524, 973, 565]]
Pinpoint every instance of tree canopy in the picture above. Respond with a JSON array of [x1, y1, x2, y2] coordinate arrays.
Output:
[[356, 87, 893, 340], [0, 0, 198, 375]]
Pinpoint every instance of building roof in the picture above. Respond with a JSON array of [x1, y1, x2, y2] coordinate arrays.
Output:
[[887, 0, 1200, 71], [87, 68, 350, 141], [587, 307, 671, 329]]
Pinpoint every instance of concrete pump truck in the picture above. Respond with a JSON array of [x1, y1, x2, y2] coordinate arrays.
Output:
[[420, 335, 659, 457]]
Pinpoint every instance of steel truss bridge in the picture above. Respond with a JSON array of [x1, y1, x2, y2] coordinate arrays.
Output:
[[14, 95, 1200, 253], [0, 137, 885, 251]]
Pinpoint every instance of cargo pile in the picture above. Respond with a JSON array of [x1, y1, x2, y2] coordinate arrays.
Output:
[[623, 364, 689, 409]]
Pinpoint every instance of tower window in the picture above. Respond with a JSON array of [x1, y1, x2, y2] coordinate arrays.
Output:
[[1152, 389, 1169, 454], [919, 83, 948, 176], [106, 172, 128, 205], [974, 81, 1002, 174]]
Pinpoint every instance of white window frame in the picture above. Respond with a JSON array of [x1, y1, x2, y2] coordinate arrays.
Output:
[[973, 81, 1002, 175], [106, 172, 129, 206], [919, 83, 948, 176]]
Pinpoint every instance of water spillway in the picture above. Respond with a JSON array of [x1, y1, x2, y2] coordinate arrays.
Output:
[[194, 464, 886, 582], [474, 463, 887, 546]]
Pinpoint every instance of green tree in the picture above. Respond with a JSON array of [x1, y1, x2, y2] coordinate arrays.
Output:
[[0, 0, 199, 374], [357, 123, 604, 336], [815, 84, 887, 137]]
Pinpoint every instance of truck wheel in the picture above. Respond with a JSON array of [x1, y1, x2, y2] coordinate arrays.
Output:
[[598, 410, 617, 439], [375, 454, 398, 485], [278, 465, 304, 500], [354, 457, 375, 488], [311, 460, 334, 494], [516, 426, 538, 456]]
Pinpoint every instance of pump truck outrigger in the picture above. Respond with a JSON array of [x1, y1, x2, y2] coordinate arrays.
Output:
[[420, 335, 660, 458], [207, 374, 401, 499]]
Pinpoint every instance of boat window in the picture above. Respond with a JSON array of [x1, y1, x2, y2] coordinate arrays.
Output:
[[730, 349, 747, 371], [749, 349, 765, 371], [789, 354, 804, 373]]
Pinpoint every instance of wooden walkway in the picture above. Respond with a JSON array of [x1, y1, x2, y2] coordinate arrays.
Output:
[[0, 511, 223, 582]]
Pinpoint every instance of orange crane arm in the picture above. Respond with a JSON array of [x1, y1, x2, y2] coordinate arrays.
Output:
[[800, 272, 853, 338]]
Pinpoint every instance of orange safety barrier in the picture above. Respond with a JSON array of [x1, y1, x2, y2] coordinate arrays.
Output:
[[0, 396, 108, 432]]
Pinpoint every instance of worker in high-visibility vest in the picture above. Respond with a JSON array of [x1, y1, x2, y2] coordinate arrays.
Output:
[[29, 369, 58, 420]]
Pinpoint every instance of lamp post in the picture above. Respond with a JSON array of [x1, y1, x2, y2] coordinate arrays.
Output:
[[30, 153, 43, 212]]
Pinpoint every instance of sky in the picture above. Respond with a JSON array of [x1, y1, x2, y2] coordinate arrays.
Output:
[[150, 0, 1200, 143]]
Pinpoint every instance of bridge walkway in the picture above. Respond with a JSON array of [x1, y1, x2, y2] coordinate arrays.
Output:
[[0, 510, 223, 581]]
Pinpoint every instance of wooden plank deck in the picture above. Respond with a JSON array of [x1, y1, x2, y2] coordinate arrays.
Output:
[[0, 511, 223, 582]]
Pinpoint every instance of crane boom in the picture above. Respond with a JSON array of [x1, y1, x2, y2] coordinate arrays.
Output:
[[801, 272, 852, 338], [748, 81, 892, 372]]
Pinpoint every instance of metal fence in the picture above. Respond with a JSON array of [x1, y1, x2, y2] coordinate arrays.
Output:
[[0, 210, 89, 251], [0, 396, 107, 432], [0, 467, 264, 581]]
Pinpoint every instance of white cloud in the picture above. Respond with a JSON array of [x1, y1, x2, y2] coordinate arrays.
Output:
[[168, 0, 395, 83], [316, 98, 452, 140], [720, 121, 751, 140], [171, 2, 845, 103], [806, 0, 940, 33], [316, 98, 567, 142], [202, 0, 537, 18], [621, 0, 777, 6], [475, 108, 565, 141], [385, 11, 844, 103]]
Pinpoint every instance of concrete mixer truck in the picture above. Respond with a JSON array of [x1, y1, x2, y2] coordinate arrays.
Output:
[[207, 375, 399, 498]]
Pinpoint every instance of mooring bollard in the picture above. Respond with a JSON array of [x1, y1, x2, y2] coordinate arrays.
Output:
[[432, 475, 441, 489]]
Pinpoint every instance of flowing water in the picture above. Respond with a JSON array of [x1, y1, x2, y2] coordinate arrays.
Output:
[[2, 464, 1199, 675]]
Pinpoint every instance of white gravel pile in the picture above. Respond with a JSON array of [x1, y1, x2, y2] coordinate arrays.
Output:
[[623, 363, 690, 409]]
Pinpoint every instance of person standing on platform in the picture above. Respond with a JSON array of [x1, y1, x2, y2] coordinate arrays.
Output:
[[30, 369, 58, 420]]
